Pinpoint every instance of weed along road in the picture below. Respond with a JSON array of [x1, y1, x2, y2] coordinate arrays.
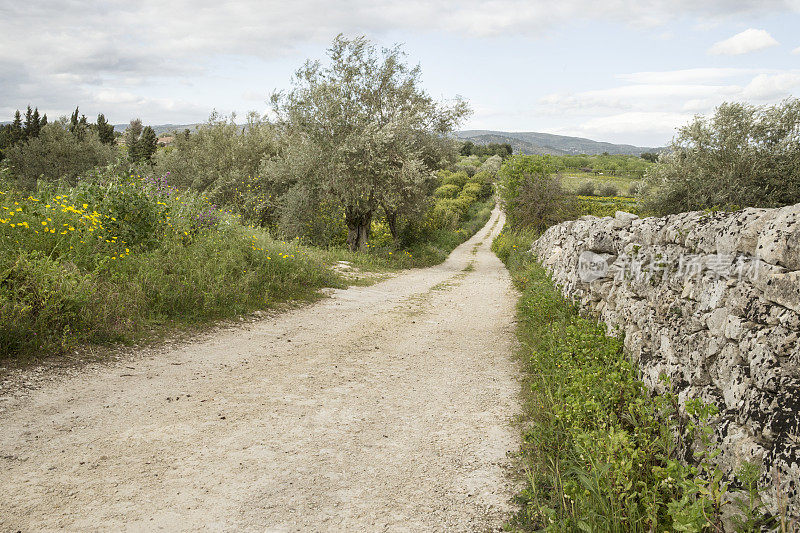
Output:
[[0, 207, 520, 532]]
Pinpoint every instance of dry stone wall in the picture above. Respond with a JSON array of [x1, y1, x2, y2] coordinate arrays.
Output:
[[532, 203, 800, 518]]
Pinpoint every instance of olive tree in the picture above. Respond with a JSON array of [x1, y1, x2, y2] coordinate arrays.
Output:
[[643, 99, 800, 214], [268, 35, 469, 251], [4, 119, 117, 189], [156, 111, 278, 221]]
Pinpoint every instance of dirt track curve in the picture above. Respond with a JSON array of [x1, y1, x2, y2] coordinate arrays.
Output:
[[0, 207, 520, 532]]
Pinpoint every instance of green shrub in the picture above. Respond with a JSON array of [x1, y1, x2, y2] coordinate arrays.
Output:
[[0, 168, 340, 360], [83, 175, 166, 249], [460, 182, 483, 198], [455, 196, 477, 219], [450, 164, 477, 177], [576, 181, 596, 196], [276, 185, 347, 246], [441, 170, 469, 188], [576, 196, 642, 217], [643, 99, 800, 215], [433, 183, 461, 199], [0, 251, 98, 355], [429, 200, 461, 230], [478, 154, 503, 175], [155, 112, 279, 222], [4, 121, 117, 190], [466, 171, 495, 199], [598, 184, 619, 197], [498, 157, 577, 231]]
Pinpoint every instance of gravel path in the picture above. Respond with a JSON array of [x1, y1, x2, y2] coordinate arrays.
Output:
[[0, 207, 520, 532]]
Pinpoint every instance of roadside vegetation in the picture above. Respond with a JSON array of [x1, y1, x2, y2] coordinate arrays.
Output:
[[0, 166, 338, 359], [492, 112, 800, 529], [0, 161, 492, 360], [495, 231, 773, 531], [0, 36, 495, 361]]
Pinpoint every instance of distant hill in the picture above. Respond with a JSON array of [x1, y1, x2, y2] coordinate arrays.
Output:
[[113, 123, 200, 136], [457, 130, 660, 156], [6, 120, 659, 155]]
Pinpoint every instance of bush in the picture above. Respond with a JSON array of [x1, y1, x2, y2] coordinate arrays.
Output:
[[576, 196, 641, 217], [513, 175, 577, 231], [576, 181, 596, 196], [0, 252, 98, 355], [460, 182, 483, 198], [643, 99, 800, 215], [467, 171, 495, 199], [277, 185, 346, 246], [478, 155, 503, 175], [429, 201, 460, 230], [433, 183, 461, 199], [441, 170, 469, 188], [497, 155, 577, 231], [4, 121, 117, 189], [598, 184, 619, 197], [155, 112, 278, 219]]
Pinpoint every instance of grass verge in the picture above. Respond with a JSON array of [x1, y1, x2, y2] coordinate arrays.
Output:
[[493, 228, 775, 533]]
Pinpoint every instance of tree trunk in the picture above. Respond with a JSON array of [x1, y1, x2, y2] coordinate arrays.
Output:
[[345, 208, 372, 252], [384, 207, 399, 248]]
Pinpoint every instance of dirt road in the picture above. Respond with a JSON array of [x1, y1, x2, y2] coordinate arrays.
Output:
[[0, 208, 520, 532]]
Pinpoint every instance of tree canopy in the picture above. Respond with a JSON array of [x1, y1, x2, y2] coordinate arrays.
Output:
[[267, 35, 470, 251], [643, 99, 800, 214]]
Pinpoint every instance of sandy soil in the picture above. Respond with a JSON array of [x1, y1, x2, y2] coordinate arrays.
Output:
[[0, 207, 520, 532]]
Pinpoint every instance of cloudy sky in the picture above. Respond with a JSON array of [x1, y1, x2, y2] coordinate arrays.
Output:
[[1, 0, 799, 146]]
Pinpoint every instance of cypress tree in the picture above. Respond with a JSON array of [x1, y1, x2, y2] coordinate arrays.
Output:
[[0, 125, 10, 156], [69, 107, 80, 133], [23, 105, 33, 139], [96, 113, 115, 144], [69, 107, 88, 139], [124, 118, 143, 161], [11, 110, 23, 144], [136, 126, 158, 163], [30, 108, 41, 138]]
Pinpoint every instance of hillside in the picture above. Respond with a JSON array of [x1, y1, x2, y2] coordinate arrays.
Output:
[[457, 130, 660, 156], [113, 123, 199, 135], [5, 120, 658, 155]]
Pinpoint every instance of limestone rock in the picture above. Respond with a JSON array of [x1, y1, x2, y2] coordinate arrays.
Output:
[[532, 201, 800, 521]]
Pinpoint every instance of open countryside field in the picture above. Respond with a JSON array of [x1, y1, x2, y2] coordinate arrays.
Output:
[[559, 173, 641, 197], [3, 4, 800, 529]]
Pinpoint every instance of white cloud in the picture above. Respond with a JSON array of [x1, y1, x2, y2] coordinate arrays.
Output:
[[550, 112, 691, 146], [0, 2, 795, 84], [578, 112, 691, 134], [793, 46, 800, 54], [540, 83, 740, 114], [619, 68, 762, 85], [534, 66, 800, 144], [742, 72, 800, 99], [708, 28, 779, 56], [541, 68, 800, 118], [241, 91, 267, 102]]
